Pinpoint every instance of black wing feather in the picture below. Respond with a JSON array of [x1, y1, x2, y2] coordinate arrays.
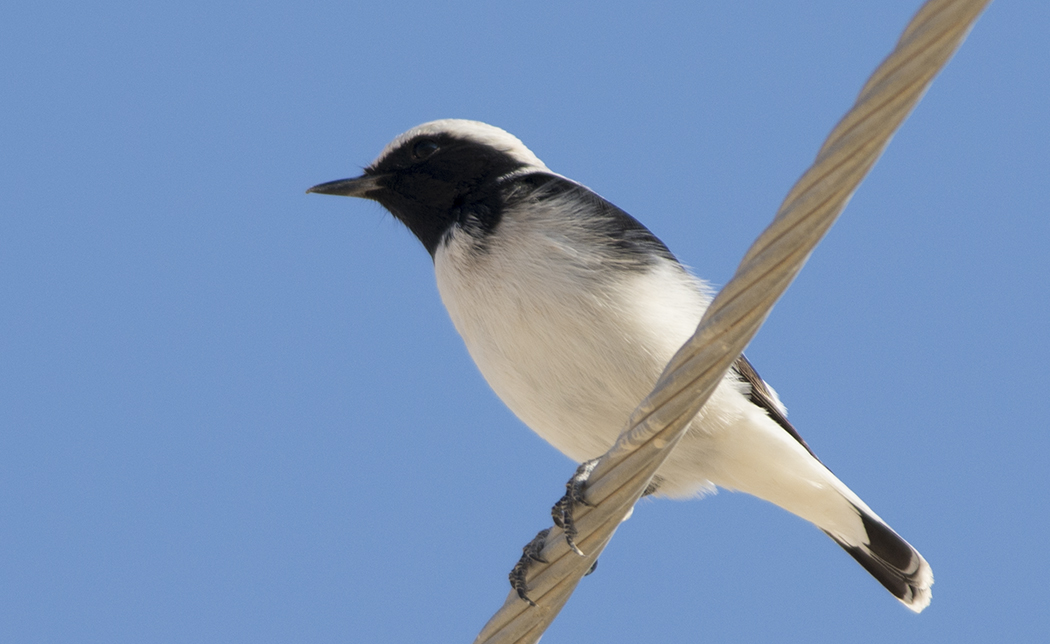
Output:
[[732, 355, 820, 462]]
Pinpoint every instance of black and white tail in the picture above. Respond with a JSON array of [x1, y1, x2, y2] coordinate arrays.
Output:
[[825, 506, 933, 612], [711, 362, 934, 612]]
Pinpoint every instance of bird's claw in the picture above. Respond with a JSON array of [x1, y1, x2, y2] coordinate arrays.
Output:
[[552, 459, 599, 556], [509, 459, 602, 606], [509, 528, 551, 606]]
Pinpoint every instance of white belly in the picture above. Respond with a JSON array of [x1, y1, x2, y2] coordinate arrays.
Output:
[[433, 223, 720, 474], [432, 221, 869, 532]]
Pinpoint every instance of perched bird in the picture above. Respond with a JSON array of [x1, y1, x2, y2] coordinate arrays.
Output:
[[308, 119, 933, 611]]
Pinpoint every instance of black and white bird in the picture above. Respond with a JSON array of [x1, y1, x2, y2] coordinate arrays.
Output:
[[308, 119, 933, 612]]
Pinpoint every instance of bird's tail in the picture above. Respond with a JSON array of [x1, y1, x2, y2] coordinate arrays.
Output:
[[700, 399, 933, 611], [823, 506, 933, 612], [707, 432, 934, 611]]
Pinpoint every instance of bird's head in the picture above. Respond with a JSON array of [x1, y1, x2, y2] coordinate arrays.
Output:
[[308, 119, 548, 256]]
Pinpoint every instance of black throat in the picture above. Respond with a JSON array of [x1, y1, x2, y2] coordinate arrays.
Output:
[[367, 133, 530, 256], [367, 133, 676, 269]]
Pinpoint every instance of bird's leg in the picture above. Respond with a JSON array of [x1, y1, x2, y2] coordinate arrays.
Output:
[[509, 528, 551, 606], [510, 463, 654, 605], [552, 459, 599, 556], [642, 475, 662, 497], [508, 459, 598, 605]]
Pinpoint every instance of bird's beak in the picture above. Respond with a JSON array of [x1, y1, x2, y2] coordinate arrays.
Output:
[[306, 174, 383, 198]]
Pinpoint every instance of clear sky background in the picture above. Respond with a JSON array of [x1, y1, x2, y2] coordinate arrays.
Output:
[[2, 1, 1048, 642]]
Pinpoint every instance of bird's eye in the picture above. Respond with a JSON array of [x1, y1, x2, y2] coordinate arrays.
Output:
[[412, 139, 440, 160]]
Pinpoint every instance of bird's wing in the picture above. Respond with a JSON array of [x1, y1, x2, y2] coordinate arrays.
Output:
[[732, 355, 820, 462]]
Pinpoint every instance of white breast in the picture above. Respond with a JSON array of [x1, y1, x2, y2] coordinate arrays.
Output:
[[433, 202, 712, 464]]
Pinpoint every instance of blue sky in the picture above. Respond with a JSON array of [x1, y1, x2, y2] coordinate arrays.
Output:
[[2, 1, 1048, 642]]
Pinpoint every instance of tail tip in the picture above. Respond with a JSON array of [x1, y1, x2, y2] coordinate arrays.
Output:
[[827, 509, 934, 612], [899, 558, 933, 613]]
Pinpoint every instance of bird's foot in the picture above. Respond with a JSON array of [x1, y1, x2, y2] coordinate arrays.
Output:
[[510, 460, 604, 605], [509, 528, 551, 606], [642, 475, 662, 497], [552, 459, 599, 557]]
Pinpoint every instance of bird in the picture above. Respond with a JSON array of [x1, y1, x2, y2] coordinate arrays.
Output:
[[307, 119, 933, 612]]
